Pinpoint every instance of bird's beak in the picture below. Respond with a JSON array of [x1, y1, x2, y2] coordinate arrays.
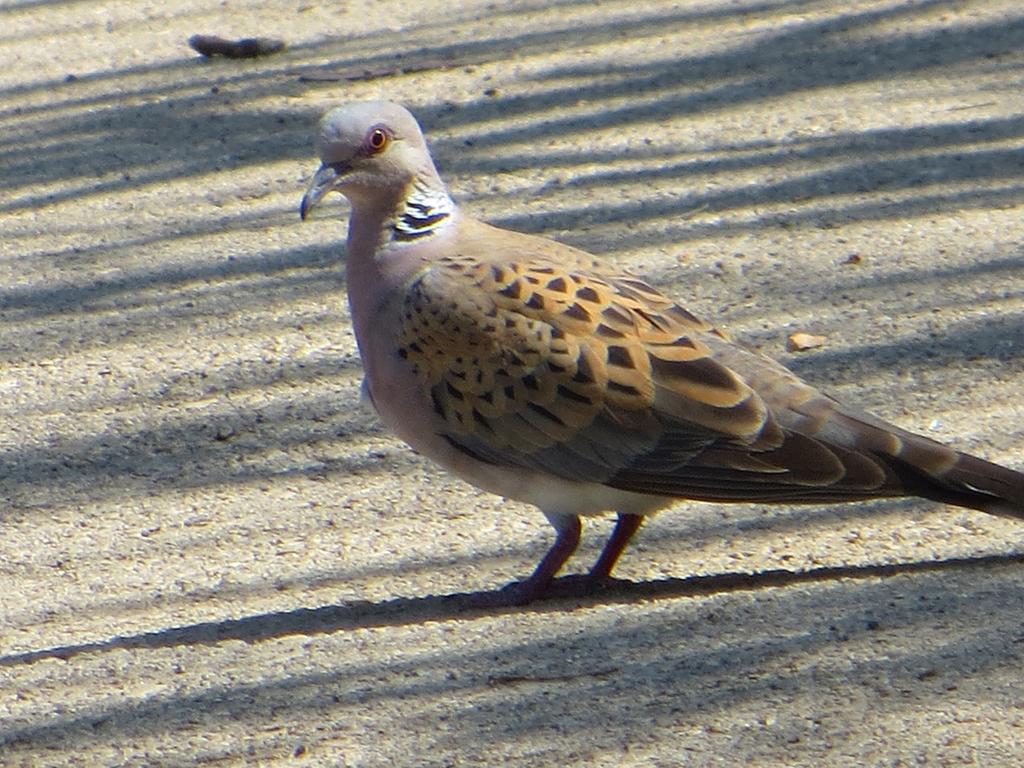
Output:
[[299, 162, 348, 220]]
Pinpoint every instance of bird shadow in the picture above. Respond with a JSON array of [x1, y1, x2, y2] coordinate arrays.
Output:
[[4, 550, 1021, 668]]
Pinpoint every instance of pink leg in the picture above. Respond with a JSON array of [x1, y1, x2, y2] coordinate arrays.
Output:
[[505, 515, 581, 604], [471, 514, 582, 607], [589, 513, 644, 581]]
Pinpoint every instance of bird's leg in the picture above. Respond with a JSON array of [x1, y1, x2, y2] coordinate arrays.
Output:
[[470, 512, 643, 607], [469, 512, 581, 607], [507, 512, 581, 602], [588, 512, 644, 583]]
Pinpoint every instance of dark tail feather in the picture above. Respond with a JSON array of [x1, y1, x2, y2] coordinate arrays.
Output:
[[829, 406, 1024, 518], [885, 448, 1024, 520]]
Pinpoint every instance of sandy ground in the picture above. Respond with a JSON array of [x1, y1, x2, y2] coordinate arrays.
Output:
[[2, 0, 1024, 765]]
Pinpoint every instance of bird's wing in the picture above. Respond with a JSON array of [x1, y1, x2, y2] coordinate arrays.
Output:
[[397, 246, 896, 503]]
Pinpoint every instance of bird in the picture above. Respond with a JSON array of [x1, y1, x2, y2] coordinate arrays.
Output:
[[299, 100, 1024, 605]]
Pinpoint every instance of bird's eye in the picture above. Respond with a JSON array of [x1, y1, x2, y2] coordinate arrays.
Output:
[[366, 127, 390, 153]]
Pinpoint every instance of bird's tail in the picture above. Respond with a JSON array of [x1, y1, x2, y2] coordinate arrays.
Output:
[[838, 408, 1024, 519], [887, 447, 1024, 519]]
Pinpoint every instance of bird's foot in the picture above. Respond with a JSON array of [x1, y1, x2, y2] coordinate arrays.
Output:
[[463, 577, 552, 608], [463, 572, 631, 609]]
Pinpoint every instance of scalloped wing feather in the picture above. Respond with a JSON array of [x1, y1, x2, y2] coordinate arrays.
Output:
[[395, 236, 881, 497]]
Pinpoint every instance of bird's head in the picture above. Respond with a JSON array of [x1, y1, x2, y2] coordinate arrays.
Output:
[[299, 101, 439, 220]]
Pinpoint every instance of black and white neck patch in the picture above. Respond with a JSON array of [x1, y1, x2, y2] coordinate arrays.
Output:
[[393, 183, 454, 243]]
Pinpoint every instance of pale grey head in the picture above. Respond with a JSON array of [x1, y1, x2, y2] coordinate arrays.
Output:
[[299, 101, 442, 220]]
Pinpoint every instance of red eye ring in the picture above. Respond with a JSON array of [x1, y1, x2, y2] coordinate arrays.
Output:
[[366, 126, 390, 153]]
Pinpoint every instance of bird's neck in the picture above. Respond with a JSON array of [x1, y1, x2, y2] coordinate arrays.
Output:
[[346, 177, 456, 258], [344, 177, 458, 330]]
